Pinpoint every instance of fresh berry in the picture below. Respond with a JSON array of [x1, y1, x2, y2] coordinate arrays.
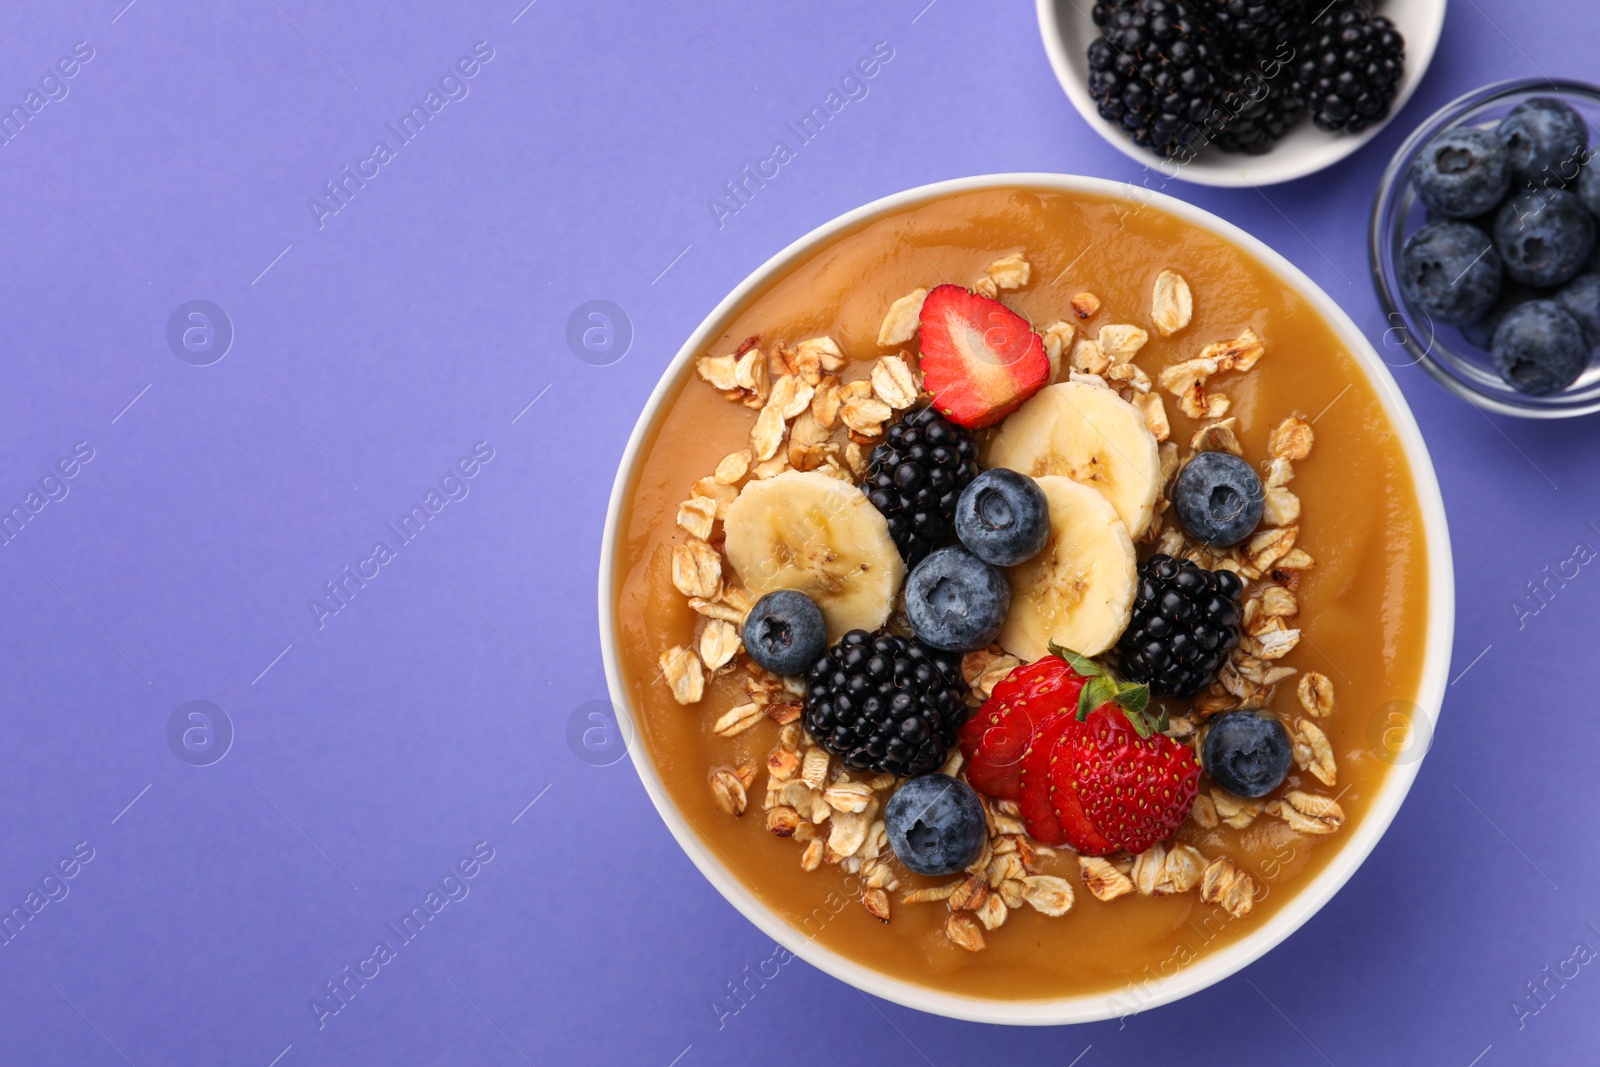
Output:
[[1117, 554, 1242, 697], [1046, 734, 1116, 855], [1017, 710, 1079, 846], [1171, 450, 1264, 547], [1493, 188, 1596, 288], [1412, 127, 1512, 220], [1214, 71, 1306, 156], [1399, 221, 1504, 325], [1202, 0, 1306, 63], [803, 630, 967, 777], [1497, 97, 1589, 188], [1554, 272, 1600, 347], [1086, 0, 1227, 161], [742, 590, 827, 676], [904, 546, 1011, 653], [959, 657, 1086, 801], [917, 285, 1050, 429], [884, 774, 987, 876], [1292, 1, 1405, 134], [1064, 703, 1200, 854], [864, 406, 980, 567], [954, 468, 1051, 567], [1202, 711, 1292, 798], [1492, 299, 1590, 396], [1578, 161, 1600, 219], [1459, 281, 1535, 351]]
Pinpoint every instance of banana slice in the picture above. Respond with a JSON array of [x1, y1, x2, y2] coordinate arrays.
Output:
[[998, 475, 1136, 661], [984, 381, 1162, 538], [723, 471, 904, 641]]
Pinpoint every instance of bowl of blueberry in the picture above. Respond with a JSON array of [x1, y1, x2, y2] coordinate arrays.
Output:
[[1371, 79, 1600, 416]]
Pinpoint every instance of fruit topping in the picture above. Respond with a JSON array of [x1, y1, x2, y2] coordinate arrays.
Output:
[[1202, 710, 1293, 798], [917, 284, 1051, 429], [1492, 299, 1590, 396], [884, 773, 988, 876], [1065, 701, 1200, 855], [723, 471, 904, 640], [1086, 0, 1224, 161], [958, 656, 1086, 801], [1117, 553, 1243, 698], [1201, 0, 1305, 63], [985, 381, 1162, 538], [904, 546, 1011, 653], [1399, 221, 1504, 325], [1293, 1, 1405, 135], [996, 475, 1138, 661], [741, 590, 827, 676], [802, 629, 967, 778], [1171, 450, 1265, 547], [953, 468, 1051, 567], [1412, 127, 1512, 220], [1497, 97, 1589, 188], [864, 406, 980, 568], [1493, 188, 1596, 288]]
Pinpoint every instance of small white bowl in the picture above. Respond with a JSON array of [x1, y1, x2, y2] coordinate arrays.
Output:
[[1036, 0, 1447, 187], [598, 174, 1455, 1024]]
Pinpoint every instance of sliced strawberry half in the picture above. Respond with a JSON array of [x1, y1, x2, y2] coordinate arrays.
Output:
[[918, 284, 1050, 429], [1047, 736, 1116, 856], [960, 658, 1086, 801], [1017, 711, 1078, 845]]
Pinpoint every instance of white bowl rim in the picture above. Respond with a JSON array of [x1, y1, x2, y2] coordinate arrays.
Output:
[[597, 172, 1456, 1026], [1034, 0, 1447, 188]]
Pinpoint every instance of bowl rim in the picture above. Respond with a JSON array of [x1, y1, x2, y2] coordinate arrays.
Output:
[[598, 172, 1456, 1025], [1034, 0, 1447, 188], [1368, 76, 1600, 418]]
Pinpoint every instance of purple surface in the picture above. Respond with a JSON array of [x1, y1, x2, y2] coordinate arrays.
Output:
[[1, 1, 1597, 1064]]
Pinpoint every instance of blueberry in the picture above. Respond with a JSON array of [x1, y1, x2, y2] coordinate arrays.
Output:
[[953, 468, 1050, 567], [884, 774, 986, 876], [1412, 127, 1512, 219], [1554, 272, 1600, 346], [1493, 188, 1596, 287], [1497, 97, 1589, 188], [1492, 299, 1590, 395], [1171, 451, 1264, 548], [904, 546, 1009, 653], [1459, 281, 1536, 350], [1579, 161, 1600, 219], [742, 590, 827, 675], [1399, 221, 1503, 324], [1203, 711, 1292, 799]]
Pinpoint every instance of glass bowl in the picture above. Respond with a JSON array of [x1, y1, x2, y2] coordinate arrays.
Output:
[[1370, 78, 1600, 418]]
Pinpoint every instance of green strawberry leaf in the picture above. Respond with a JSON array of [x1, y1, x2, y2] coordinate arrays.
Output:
[[1049, 642, 1103, 678], [1120, 704, 1154, 739], [1112, 683, 1150, 716], [1076, 675, 1117, 721]]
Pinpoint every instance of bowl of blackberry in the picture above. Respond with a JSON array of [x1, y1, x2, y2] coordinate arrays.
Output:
[[1371, 80, 1600, 417], [1037, 0, 1444, 186]]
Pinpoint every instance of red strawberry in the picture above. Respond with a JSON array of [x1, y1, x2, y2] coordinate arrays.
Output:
[[1017, 711, 1078, 845], [918, 284, 1050, 429], [1048, 742, 1116, 856], [959, 658, 1086, 801], [1063, 704, 1201, 855]]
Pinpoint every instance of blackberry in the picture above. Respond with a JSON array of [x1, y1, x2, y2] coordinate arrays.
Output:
[[1292, 1, 1405, 134], [864, 406, 979, 567], [1087, 0, 1227, 160], [1117, 554, 1243, 698], [1214, 68, 1306, 155], [1202, 0, 1307, 64], [803, 630, 967, 778]]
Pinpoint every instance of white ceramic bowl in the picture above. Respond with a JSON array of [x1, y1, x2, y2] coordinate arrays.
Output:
[[1035, 0, 1447, 187], [598, 173, 1455, 1024]]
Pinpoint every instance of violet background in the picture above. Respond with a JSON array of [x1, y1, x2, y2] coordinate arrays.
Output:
[[0, 1, 1595, 1064]]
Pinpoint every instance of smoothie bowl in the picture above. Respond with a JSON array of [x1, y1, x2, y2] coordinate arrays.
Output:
[[599, 174, 1453, 1024]]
